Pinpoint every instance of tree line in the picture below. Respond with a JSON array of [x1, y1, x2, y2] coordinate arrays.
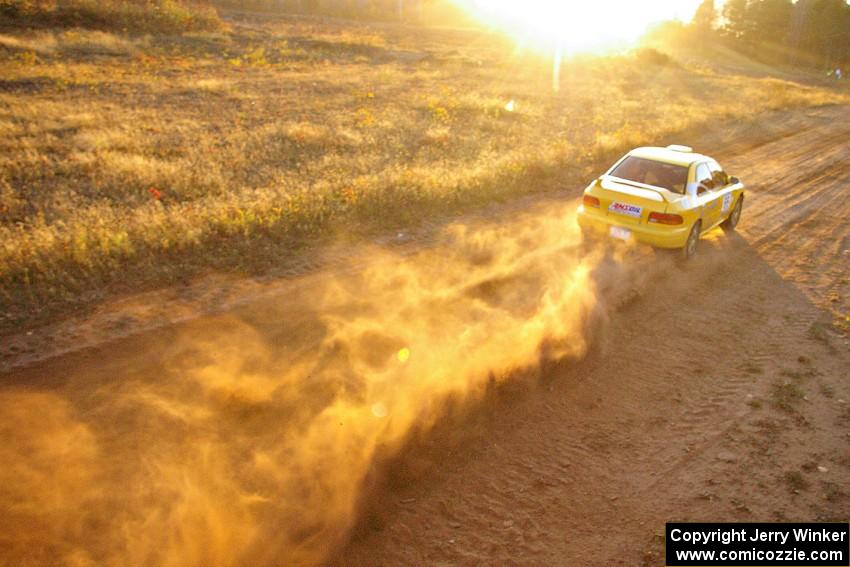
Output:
[[689, 0, 850, 68]]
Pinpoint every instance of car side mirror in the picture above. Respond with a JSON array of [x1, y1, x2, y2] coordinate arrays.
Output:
[[730, 176, 740, 185]]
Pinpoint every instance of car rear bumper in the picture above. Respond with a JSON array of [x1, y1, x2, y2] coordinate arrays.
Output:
[[577, 206, 691, 249]]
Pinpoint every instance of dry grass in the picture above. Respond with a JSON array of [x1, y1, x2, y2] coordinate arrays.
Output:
[[0, 0, 222, 34], [1, 15, 848, 329]]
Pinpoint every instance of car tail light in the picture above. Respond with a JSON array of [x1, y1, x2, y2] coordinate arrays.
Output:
[[583, 195, 600, 208], [648, 212, 684, 225]]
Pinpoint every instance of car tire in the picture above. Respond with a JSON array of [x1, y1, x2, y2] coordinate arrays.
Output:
[[721, 197, 743, 232], [682, 220, 701, 260]]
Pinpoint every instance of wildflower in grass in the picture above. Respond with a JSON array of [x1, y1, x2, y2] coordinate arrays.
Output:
[[148, 187, 162, 200]]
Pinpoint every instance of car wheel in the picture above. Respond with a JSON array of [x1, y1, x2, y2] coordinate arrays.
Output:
[[682, 220, 701, 260], [721, 197, 743, 232]]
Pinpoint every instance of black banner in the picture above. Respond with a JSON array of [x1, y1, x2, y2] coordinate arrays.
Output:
[[666, 523, 849, 566]]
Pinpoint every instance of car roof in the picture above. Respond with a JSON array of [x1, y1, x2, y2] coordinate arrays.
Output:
[[627, 146, 710, 168]]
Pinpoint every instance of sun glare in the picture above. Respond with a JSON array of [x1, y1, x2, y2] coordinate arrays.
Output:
[[459, 0, 703, 54]]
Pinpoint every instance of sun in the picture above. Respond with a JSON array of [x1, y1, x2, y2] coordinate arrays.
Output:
[[457, 0, 704, 55]]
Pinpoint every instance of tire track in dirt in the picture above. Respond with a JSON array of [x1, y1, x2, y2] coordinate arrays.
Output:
[[729, 111, 850, 330]]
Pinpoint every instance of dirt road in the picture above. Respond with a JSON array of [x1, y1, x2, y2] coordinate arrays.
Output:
[[1, 105, 848, 567], [335, 105, 850, 567]]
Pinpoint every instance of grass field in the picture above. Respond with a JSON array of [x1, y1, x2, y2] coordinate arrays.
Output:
[[1, 7, 847, 330]]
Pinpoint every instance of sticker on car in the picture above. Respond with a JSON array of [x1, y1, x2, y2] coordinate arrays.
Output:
[[608, 202, 642, 218], [722, 192, 732, 213]]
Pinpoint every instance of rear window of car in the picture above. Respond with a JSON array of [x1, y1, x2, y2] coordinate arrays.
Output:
[[608, 156, 689, 194]]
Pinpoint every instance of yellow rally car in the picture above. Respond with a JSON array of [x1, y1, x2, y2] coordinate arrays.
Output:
[[577, 145, 745, 258]]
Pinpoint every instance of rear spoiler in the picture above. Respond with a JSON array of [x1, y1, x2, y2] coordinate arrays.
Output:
[[600, 176, 671, 203]]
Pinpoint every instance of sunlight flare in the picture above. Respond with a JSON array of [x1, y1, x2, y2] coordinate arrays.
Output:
[[458, 0, 703, 54]]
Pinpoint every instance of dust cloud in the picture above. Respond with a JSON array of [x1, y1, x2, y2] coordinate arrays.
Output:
[[0, 203, 662, 566]]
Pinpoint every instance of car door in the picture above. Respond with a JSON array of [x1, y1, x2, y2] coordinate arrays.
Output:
[[694, 162, 722, 228], [708, 160, 735, 224]]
